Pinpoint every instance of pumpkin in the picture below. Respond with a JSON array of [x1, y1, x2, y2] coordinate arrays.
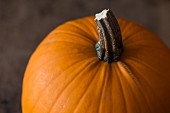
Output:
[[22, 9, 170, 113]]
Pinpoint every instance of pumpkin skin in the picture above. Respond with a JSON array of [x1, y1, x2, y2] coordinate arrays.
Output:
[[22, 16, 170, 113]]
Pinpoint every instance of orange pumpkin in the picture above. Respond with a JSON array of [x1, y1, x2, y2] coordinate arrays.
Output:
[[22, 9, 170, 113]]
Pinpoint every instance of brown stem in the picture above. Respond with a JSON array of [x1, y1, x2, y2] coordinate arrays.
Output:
[[94, 9, 123, 63]]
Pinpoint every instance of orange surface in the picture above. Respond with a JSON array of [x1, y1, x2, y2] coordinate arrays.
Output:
[[22, 16, 170, 113]]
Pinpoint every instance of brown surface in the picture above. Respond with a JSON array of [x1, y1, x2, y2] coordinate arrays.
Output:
[[0, 0, 170, 113]]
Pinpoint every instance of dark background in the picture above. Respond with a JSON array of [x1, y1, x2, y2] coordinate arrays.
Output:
[[0, 0, 170, 113]]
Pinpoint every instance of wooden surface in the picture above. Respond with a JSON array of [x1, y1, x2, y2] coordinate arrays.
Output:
[[0, 0, 170, 113]]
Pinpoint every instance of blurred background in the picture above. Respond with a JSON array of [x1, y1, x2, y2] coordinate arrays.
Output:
[[0, 0, 170, 113]]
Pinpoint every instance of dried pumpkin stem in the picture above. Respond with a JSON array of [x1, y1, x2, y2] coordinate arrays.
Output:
[[94, 9, 123, 63]]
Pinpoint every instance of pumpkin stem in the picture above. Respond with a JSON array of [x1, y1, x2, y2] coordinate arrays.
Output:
[[94, 9, 123, 63]]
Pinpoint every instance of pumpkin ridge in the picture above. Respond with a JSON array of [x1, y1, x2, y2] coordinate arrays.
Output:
[[97, 64, 109, 113], [110, 65, 114, 112], [117, 62, 158, 113], [123, 57, 155, 90], [127, 57, 165, 78], [125, 57, 166, 99], [54, 41, 93, 48], [54, 31, 95, 45], [117, 19, 129, 32], [84, 17, 99, 41], [28, 57, 96, 113], [117, 64, 142, 113], [27, 52, 95, 78], [119, 62, 139, 86], [66, 22, 97, 43], [84, 16, 97, 29], [117, 62, 153, 112], [113, 64, 128, 113], [121, 23, 134, 36], [85, 17, 97, 33], [46, 58, 99, 113], [66, 22, 92, 37], [49, 40, 93, 48], [122, 30, 146, 44], [72, 61, 102, 113], [41, 38, 93, 48], [37, 48, 95, 57]]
